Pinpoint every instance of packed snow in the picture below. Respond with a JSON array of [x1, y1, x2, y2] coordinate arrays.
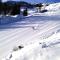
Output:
[[0, 2, 60, 60]]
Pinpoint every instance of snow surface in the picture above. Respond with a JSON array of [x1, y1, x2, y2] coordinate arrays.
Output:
[[45, 2, 60, 15], [2, 33, 60, 60], [0, 2, 60, 60]]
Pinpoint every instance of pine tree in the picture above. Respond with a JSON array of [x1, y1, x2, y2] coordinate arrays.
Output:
[[23, 8, 28, 16]]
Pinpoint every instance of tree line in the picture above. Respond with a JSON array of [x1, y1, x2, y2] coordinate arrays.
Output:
[[0, 1, 47, 15], [0, 2, 20, 15]]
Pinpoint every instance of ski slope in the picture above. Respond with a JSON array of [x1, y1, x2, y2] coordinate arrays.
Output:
[[0, 16, 60, 60], [0, 2, 60, 60]]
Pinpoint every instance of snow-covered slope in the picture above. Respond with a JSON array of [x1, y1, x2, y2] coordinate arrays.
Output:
[[1, 17, 60, 60], [45, 3, 60, 15], [0, 2, 60, 60], [46, 3, 60, 11], [2, 32, 60, 60]]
